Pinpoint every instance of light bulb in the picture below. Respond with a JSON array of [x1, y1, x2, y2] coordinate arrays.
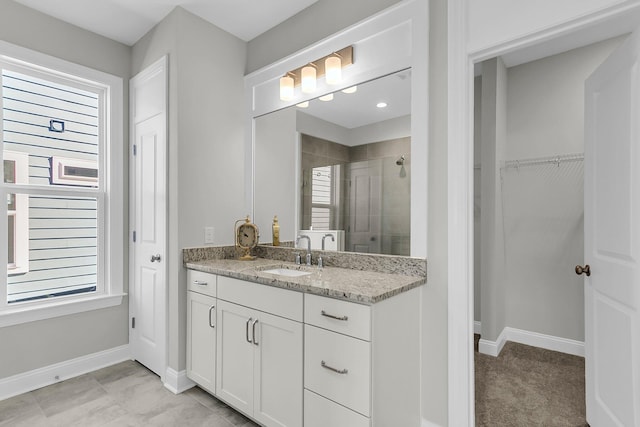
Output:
[[319, 93, 334, 102], [325, 56, 342, 85], [279, 75, 294, 101], [301, 65, 316, 94]]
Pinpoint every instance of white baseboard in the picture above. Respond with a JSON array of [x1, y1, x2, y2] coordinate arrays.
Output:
[[164, 367, 195, 394], [478, 327, 584, 357], [0, 344, 131, 401], [474, 321, 481, 335], [478, 328, 507, 357], [421, 418, 445, 427]]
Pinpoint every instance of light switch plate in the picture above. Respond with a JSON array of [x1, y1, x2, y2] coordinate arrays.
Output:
[[204, 227, 215, 244]]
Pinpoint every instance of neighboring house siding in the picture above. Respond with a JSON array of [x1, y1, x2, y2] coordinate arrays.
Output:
[[3, 70, 98, 302]]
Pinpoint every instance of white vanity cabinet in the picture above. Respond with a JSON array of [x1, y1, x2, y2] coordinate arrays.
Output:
[[303, 290, 421, 427], [216, 276, 303, 427], [186, 270, 217, 394], [186, 267, 421, 427]]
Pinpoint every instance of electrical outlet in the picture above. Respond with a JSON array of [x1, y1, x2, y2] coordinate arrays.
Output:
[[204, 227, 215, 244]]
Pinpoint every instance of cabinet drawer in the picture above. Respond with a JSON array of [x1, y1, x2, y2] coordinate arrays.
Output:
[[217, 276, 303, 322], [187, 270, 217, 297], [304, 389, 369, 427], [304, 325, 371, 416], [305, 294, 370, 340]]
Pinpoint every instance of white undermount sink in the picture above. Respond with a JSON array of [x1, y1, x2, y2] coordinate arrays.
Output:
[[261, 268, 312, 277]]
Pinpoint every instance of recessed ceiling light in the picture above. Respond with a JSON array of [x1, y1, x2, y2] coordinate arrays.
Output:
[[319, 93, 334, 101], [376, 102, 388, 108], [342, 86, 358, 94], [296, 101, 309, 108]]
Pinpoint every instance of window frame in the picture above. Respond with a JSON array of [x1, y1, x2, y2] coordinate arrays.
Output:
[[0, 41, 124, 327], [310, 164, 341, 230]]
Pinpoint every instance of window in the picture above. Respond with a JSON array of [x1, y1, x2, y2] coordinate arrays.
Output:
[[310, 165, 340, 230], [4, 151, 28, 274], [0, 41, 124, 326]]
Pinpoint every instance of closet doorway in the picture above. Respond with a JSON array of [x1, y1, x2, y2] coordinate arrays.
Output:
[[473, 36, 625, 425]]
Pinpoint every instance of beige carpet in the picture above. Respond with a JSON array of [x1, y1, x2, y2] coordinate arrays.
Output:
[[475, 341, 587, 426]]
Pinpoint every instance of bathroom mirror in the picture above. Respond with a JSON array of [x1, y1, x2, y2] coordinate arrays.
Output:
[[254, 69, 411, 255]]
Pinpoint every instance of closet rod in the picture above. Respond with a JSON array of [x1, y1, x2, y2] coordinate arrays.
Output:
[[502, 153, 584, 170]]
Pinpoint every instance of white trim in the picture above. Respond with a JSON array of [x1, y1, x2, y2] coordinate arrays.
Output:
[[450, 2, 640, 424], [474, 321, 481, 335], [0, 294, 124, 328], [478, 327, 585, 358], [447, 0, 475, 426], [478, 329, 507, 357], [0, 344, 130, 401], [163, 367, 195, 395], [421, 419, 445, 427]]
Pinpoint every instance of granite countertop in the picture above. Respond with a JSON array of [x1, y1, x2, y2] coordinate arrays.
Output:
[[185, 257, 425, 305]]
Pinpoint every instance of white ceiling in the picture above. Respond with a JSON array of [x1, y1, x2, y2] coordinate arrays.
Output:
[[13, 0, 320, 45], [301, 69, 412, 129]]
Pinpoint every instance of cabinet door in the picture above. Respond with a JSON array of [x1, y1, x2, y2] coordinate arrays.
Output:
[[253, 311, 303, 427], [216, 300, 254, 415], [186, 291, 216, 394]]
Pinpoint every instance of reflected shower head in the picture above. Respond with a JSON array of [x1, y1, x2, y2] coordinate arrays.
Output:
[[396, 155, 405, 166]]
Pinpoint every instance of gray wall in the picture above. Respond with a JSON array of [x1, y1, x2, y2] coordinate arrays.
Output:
[[424, 0, 448, 424], [246, 0, 402, 73], [479, 57, 508, 342], [476, 37, 623, 343], [473, 76, 482, 323], [0, 0, 131, 379], [132, 7, 247, 373]]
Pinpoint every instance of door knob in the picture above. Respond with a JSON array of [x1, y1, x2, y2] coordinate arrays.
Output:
[[150, 254, 161, 263], [575, 264, 590, 276]]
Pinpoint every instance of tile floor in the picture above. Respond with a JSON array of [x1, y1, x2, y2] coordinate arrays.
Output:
[[0, 361, 260, 427]]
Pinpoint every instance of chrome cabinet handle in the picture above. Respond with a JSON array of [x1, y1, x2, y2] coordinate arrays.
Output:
[[193, 280, 208, 286], [321, 360, 348, 374], [321, 310, 348, 321], [150, 254, 161, 262], [246, 317, 253, 343], [208, 305, 215, 328], [252, 319, 259, 346]]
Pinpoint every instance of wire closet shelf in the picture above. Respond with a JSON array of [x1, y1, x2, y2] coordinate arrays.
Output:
[[501, 153, 584, 171]]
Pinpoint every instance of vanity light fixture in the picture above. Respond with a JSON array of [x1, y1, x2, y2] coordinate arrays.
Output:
[[342, 85, 357, 94], [279, 73, 295, 101], [319, 93, 334, 102], [296, 101, 309, 108], [301, 64, 317, 94], [325, 54, 342, 85], [278, 45, 354, 101]]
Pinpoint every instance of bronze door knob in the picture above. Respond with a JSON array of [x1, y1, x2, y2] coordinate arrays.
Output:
[[575, 264, 591, 276]]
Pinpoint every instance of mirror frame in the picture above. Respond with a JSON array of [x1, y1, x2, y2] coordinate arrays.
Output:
[[244, 0, 428, 257]]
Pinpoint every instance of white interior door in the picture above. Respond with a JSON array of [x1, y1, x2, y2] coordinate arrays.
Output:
[[348, 160, 382, 253], [130, 57, 167, 378], [584, 30, 640, 426]]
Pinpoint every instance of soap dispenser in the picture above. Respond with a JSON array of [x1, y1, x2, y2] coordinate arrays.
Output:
[[272, 215, 280, 246]]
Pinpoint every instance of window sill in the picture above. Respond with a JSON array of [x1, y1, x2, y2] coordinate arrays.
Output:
[[0, 293, 126, 328]]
